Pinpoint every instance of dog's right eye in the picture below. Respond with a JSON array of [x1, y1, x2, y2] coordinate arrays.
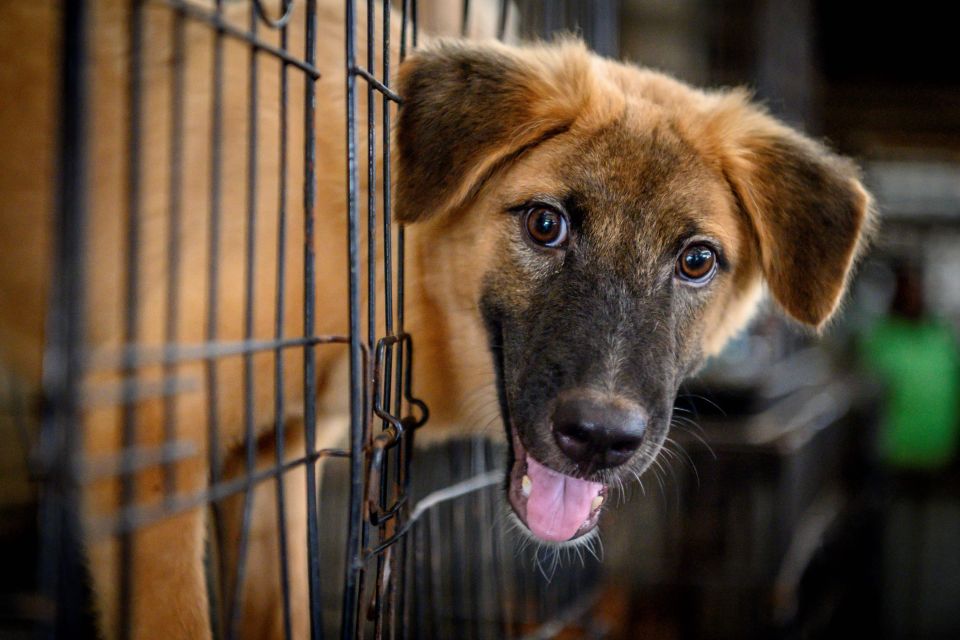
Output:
[[523, 206, 569, 249]]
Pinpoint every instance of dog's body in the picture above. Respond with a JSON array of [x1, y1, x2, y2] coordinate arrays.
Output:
[[0, 1, 872, 638]]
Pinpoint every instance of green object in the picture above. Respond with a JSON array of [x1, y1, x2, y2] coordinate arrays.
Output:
[[860, 316, 960, 469]]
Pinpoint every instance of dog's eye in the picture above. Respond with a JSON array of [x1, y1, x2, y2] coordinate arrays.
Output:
[[677, 244, 717, 284], [523, 206, 568, 248]]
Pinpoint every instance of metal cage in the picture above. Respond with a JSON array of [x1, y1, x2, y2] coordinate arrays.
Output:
[[18, 1, 619, 639]]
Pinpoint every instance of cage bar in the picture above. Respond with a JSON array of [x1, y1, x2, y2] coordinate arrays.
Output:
[[26, 2, 616, 638]]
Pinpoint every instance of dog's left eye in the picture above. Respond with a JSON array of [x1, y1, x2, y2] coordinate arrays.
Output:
[[523, 206, 569, 248], [676, 243, 718, 284]]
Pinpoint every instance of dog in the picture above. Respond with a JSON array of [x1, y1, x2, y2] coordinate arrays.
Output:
[[0, 0, 872, 637]]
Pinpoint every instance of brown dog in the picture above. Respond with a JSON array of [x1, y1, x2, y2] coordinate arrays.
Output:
[[397, 38, 873, 543], [0, 1, 872, 637]]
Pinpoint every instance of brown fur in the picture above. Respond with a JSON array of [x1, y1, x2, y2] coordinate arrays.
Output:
[[0, 2, 872, 638]]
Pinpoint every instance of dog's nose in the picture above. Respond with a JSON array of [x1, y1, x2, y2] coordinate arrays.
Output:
[[552, 396, 646, 470]]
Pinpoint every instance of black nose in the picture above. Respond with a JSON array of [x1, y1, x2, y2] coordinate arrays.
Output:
[[552, 395, 647, 470]]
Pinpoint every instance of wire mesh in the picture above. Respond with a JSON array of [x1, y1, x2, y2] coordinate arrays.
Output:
[[35, 1, 423, 638], [24, 1, 614, 639]]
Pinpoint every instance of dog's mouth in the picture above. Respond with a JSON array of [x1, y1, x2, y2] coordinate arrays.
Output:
[[486, 317, 608, 542], [506, 428, 607, 543]]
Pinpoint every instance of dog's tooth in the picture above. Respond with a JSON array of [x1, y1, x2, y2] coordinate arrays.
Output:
[[591, 495, 604, 511], [521, 475, 532, 497]]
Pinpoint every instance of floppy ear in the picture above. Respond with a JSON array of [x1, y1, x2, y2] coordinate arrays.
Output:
[[706, 92, 874, 328], [395, 39, 595, 223]]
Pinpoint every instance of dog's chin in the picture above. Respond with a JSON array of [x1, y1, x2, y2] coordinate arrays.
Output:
[[505, 426, 608, 545]]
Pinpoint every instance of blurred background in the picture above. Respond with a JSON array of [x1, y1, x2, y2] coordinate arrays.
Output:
[[2, 1, 959, 638]]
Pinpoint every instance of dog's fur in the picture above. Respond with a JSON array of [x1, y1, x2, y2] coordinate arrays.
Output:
[[0, 1, 872, 637]]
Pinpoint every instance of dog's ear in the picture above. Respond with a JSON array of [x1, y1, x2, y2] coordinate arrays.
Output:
[[704, 92, 874, 328], [395, 39, 596, 223]]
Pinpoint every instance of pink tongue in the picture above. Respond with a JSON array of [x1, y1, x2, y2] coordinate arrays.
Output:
[[525, 456, 603, 542]]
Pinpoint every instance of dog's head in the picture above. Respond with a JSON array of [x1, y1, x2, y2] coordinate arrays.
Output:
[[396, 40, 872, 543]]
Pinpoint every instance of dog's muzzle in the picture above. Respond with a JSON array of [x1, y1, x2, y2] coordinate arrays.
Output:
[[506, 391, 647, 543]]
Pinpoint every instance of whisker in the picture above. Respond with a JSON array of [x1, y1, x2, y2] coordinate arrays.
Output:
[[677, 392, 726, 417], [670, 421, 717, 460], [650, 458, 667, 502], [664, 434, 703, 486], [670, 413, 709, 438]]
